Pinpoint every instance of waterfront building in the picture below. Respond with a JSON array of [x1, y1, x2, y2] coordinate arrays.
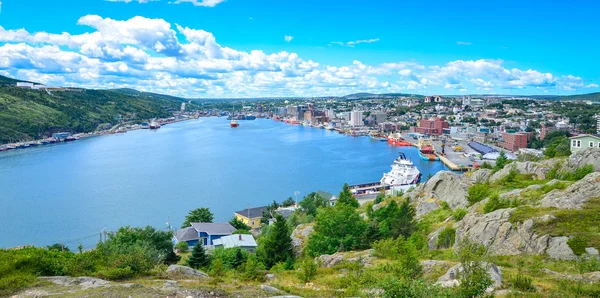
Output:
[[372, 111, 387, 124], [234, 206, 267, 229], [411, 117, 449, 136], [497, 132, 532, 152], [326, 109, 335, 119], [569, 134, 600, 153], [350, 110, 363, 126], [213, 234, 258, 252], [173, 222, 236, 248]]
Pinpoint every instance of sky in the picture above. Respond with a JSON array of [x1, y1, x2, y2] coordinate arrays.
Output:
[[0, 0, 598, 98]]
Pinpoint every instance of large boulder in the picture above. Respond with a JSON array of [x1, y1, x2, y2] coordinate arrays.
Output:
[[166, 265, 209, 278], [568, 148, 600, 172], [540, 172, 600, 209], [546, 236, 577, 260], [291, 224, 314, 257], [489, 161, 549, 184], [436, 262, 503, 292], [38, 277, 109, 289], [421, 260, 455, 276], [317, 250, 374, 268], [470, 169, 493, 184], [407, 171, 470, 217]]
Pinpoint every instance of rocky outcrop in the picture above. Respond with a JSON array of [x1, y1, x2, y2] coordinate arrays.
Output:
[[540, 172, 600, 209], [421, 260, 455, 276], [489, 161, 550, 184], [436, 262, 503, 292], [38, 276, 110, 289], [291, 224, 313, 257], [260, 285, 285, 294], [470, 169, 493, 184], [166, 265, 209, 278], [317, 250, 374, 268], [407, 171, 470, 217], [568, 148, 600, 172], [546, 237, 577, 260], [542, 268, 600, 282]]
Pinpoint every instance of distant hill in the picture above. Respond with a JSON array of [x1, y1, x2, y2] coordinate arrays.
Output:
[[551, 92, 600, 102], [109, 88, 189, 103], [342, 92, 424, 99], [0, 76, 193, 144], [0, 75, 36, 86]]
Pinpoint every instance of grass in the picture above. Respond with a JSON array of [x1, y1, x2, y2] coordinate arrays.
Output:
[[417, 202, 453, 234]]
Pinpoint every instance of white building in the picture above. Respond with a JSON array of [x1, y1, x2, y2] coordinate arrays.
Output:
[[16, 82, 34, 88], [596, 115, 600, 135], [350, 110, 363, 126], [326, 109, 335, 119]]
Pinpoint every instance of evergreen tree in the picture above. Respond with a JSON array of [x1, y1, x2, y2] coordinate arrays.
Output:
[[232, 247, 245, 268], [494, 151, 508, 170], [182, 208, 214, 228], [229, 217, 250, 231], [187, 242, 210, 269], [337, 183, 359, 208], [259, 214, 294, 268]]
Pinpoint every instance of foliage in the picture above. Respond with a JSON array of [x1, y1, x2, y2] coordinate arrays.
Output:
[[509, 273, 535, 292], [517, 152, 542, 162], [337, 183, 359, 208], [0, 272, 39, 296], [494, 151, 509, 170], [548, 164, 594, 181], [281, 197, 296, 207], [307, 203, 367, 256], [210, 258, 225, 277], [381, 278, 452, 298], [96, 266, 135, 281], [374, 191, 386, 204], [181, 208, 214, 228], [47, 243, 70, 252], [436, 227, 456, 249], [299, 192, 329, 217], [544, 136, 571, 158], [453, 209, 468, 221], [467, 184, 490, 205], [175, 241, 189, 253], [297, 258, 318, 283], [239, 254, 265, 282], [258, 214, 294, 269], [211, 247, 248, 269], [480, 161, 493, 169], [483, 194, 520, 213], [455, 239, 493, 298], [371, 199, 417, 240], [567, 236, 588, 256], [187, 242, 210, 269], [261, 200, 280, 224], [229, 217, 251, 231]]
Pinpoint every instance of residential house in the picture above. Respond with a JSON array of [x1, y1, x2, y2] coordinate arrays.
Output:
[[234, 206, 267, 229], [173, 222, 237, 248], [213, 234, 258, 252], [316, 190, 338, 206], [570, 134, 600, 153]]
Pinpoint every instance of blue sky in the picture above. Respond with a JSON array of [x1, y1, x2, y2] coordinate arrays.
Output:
[[0, 0, 598, 97]]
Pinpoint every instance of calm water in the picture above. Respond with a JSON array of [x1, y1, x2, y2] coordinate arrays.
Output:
[[0, 118, 447, 249]]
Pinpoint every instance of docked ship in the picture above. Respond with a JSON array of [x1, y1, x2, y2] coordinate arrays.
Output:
[[417, 137, 440, 161], [387, 133, 412, 146], [230, 119, 239, 128], [149, 120, 161, 129], [349, 153, 421, 196]]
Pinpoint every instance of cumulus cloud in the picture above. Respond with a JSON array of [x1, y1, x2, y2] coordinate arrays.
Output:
[[284, 35, 293, 42], [0, 16, 596, 97], [330, 38, 380, 47]]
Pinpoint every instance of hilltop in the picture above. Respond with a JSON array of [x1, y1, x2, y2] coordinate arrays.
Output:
[[0, 76, 192, 144]]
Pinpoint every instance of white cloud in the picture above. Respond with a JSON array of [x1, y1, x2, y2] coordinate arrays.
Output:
[[456, 41, 472, 45], [330, 38, 380, 47], [172, 0, 225, 7], [284, 35, 293, 42], [106, 0, 157, 3], [0, 16, 596, 97]]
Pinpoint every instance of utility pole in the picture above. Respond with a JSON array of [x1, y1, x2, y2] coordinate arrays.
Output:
[[294, 190, 300, 206]]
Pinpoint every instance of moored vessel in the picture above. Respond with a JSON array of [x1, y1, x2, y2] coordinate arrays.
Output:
[[387, 133, 412, 146], [230, 119, 239, 128]]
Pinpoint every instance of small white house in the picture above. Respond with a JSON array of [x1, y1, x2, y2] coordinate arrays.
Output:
[[212, 234, 258, 252]]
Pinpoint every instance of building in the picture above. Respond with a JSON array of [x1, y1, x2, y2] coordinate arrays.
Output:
[[570, 134, 600, 153], [425, 95, 443, 103], [275, 107, 288, 116], [16, 82, 34, 88], [541, 123, 570, 140], [497, 132, 532, 152], [234, 206, 267, 229], [213, 234, 258, 252], [173, 222, 237, 248], [411, 117, 449, 136], [326, 109, 335, 119], [350, 110, 363, 126], [468, 142, 497, 155], [303, 111, 313, 122], [372, 112, 387, 124], [316, 190, 338, 206], [596, 115, 600, 135], [257, 104, 264, 113]]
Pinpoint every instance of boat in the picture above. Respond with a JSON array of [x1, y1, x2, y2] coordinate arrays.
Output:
[[387, 133, 412, 146], [149, 120, 161, 129], [230, 119, 239, 128], [349, 153, 422, 196], [417, 137, 440, 161], [65, 136, 79, 142]]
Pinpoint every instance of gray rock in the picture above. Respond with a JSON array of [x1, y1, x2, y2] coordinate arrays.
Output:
[[317, 250, 374, 268], [421, 260, 454, 276], [265, 273, 276, 281], [269, 296, 303, 298], [471, 169, 493, 184], [540, 172, 600, 209], [542, 268, 600, 282], [538, 214, 556, 223], [291, 224, 314, 257], [546, 237, 577, 260], [38, 276, 109, 289], [161, 280, 179, 290], [261, 285, 285, 294], [407, 171, 470, 217], [166, 265, 209, 278], [436, 262, 503, 292], [586, 247, 600, 256], [499, 184, 542, 199], [568, 148, 600, 172], [489, 162, 549, 184], [427, 226, 446, 250]]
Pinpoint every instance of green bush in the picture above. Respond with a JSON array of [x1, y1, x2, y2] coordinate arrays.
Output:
[[437, 227, 456, 249], [456, 239, 492, 298], [96, 266, 135, 281], [567, 236, 588, 256], [0, 273, 38, 296], [453, 209, 468, 221], [211, 248, 248, 269], [467, 184, 490, 205], [175, 241, 189, 253], [483, 194, 519, 214], [239, 254, 265, 282], [297, 258, 318, 283], [510, 273, 536, 292]]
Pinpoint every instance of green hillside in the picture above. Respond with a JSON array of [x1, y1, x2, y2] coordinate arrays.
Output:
[[0, 77, 190, 143]]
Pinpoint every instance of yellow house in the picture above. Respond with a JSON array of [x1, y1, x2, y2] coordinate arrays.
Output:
[[234, 206, 267, 229]]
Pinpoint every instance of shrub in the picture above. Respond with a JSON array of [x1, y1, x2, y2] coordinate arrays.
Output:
[[210, 258, 225, 277], [408, 233, 428, 251], [456, 239, 492, 298], [187, 242, 210, 269], [373, 238, 397, 259], [568, 236, 588, 256], [437, 227, 456, 249], [480, 161, 493, 169], [96, 266, 135, 281], [502, 166, 519, 183], [510, 273, 535, 292], [483, 194, 519, 213], [0, 273, 38, 296], [297, 258, 318, 283], [453, 209, 468, 221], [239, 254, 265, 282], [175, 241, 189, 253], [467, 184, 490, 205]]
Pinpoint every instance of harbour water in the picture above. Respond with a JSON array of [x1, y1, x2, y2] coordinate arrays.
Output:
[[0, 118, 448, 249]]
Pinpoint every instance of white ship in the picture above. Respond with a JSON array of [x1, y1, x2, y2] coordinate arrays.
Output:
[[349, 153, 421, 196]]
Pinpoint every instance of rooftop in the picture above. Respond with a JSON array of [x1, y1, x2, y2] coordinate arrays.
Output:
[[174, 227, 199, 242], [213, 234, 258, 249], [190, 222, 236, 235], [234, 206, 267, 219]]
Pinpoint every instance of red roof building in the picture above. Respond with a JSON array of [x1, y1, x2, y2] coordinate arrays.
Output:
[[412, 117, 449, 136]]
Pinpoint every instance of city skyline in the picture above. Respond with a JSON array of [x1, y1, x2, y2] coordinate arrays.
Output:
[[0, 0, 598, 98]]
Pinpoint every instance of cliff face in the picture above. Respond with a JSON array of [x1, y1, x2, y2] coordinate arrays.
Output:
[[406, 171, 470, 217]]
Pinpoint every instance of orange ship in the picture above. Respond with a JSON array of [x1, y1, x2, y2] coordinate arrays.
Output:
[[230, 120, 239, 128], [387, 133, 412, 146]]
